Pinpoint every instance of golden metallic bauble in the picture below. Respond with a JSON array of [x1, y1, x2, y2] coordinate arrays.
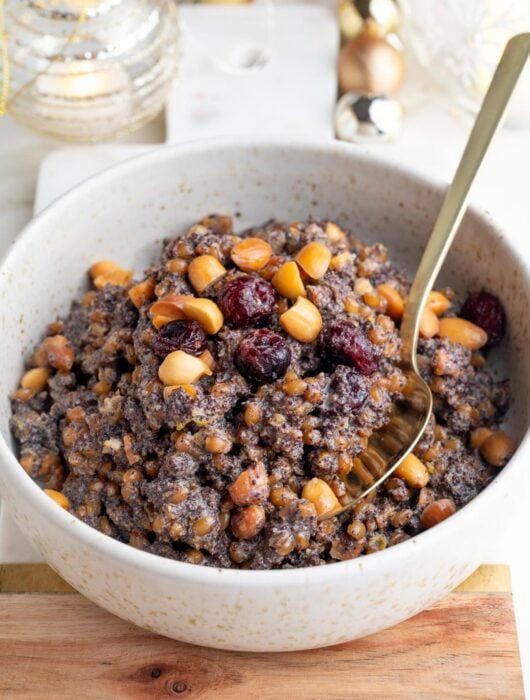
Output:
[[338, 32, 405, 96], [339, 0, 401, 39], [339, 0, 401, 41]]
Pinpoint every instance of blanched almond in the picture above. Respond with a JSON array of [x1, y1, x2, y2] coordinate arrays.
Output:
[[272, 261, 306, 299], [295, 242, 332, 279], [187, 254, 226, 293], [280, 297, 322, 343], [183, 298, 223, 334], [231, 238, 273, 272], [158, 351, 212, 386]]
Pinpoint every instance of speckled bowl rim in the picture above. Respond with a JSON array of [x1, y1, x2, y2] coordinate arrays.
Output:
[[1, 137, 529, 588]]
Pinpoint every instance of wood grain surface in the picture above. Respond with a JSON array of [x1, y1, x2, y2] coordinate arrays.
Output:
[[0, 588, 523, 699]]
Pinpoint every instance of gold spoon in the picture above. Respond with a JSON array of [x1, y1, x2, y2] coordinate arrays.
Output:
[[330, 32, 530, 518]]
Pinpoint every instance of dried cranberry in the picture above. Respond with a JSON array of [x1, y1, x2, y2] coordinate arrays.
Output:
[[152, 320, 207, 357], [235, 329, 291, 383], [217, 275, 276, 328], [460, 291, 506, 347], [321, 319, 380, 375], [329, 365, 369, 413]]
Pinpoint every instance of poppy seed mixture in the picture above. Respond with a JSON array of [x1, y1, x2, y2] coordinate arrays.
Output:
[[10, 214, 515, 569]]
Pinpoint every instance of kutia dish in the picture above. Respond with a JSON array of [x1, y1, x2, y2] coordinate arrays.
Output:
[[10, 213, 514, 569], [0, 140, 528, 650]]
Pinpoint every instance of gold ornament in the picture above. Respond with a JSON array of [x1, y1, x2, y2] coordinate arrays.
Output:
[[339, 0, 400, 41], [338, 29, 405, 96]]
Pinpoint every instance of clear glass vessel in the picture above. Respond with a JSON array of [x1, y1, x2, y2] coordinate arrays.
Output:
[[4, 0, 179, 142], [401, 0, 530, 128]]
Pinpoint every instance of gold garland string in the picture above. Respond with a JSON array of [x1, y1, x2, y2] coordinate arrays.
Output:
[[0, 0, 8, 116], [0, 0, 87, 118]]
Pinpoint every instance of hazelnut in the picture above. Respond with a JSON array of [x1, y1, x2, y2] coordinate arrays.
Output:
[[231, 238, 273, 272], [187, 254, 227, 293], [272, 261, 306, 299], [295, 242, 332, 280], [280, 297, 322, 343], [90, 260, 133, 289], [158, 350, 212, 386], [150, 294, 191, 321], [183, 298, 224, 334]]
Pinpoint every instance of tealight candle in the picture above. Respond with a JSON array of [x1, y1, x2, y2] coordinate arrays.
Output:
[[3, 0, 179, 142]]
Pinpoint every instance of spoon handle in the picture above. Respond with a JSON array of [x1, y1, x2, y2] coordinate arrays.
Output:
[[401, 32, 530, 365]]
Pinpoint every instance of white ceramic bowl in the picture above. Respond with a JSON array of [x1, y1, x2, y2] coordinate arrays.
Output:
[[1, 139, 529, 651]]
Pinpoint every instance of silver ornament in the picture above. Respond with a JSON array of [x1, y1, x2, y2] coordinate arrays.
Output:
[[334, 92, 403, 144]]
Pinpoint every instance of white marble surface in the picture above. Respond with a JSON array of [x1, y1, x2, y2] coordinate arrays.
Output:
[[0, 1, 529, 691]]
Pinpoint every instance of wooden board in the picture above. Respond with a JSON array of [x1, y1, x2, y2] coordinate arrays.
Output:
[[0, 565, 524, 699]]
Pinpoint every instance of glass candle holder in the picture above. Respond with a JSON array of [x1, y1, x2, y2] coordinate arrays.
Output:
[[401, 0, 530, 128], [4, 0, 179, 142]]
